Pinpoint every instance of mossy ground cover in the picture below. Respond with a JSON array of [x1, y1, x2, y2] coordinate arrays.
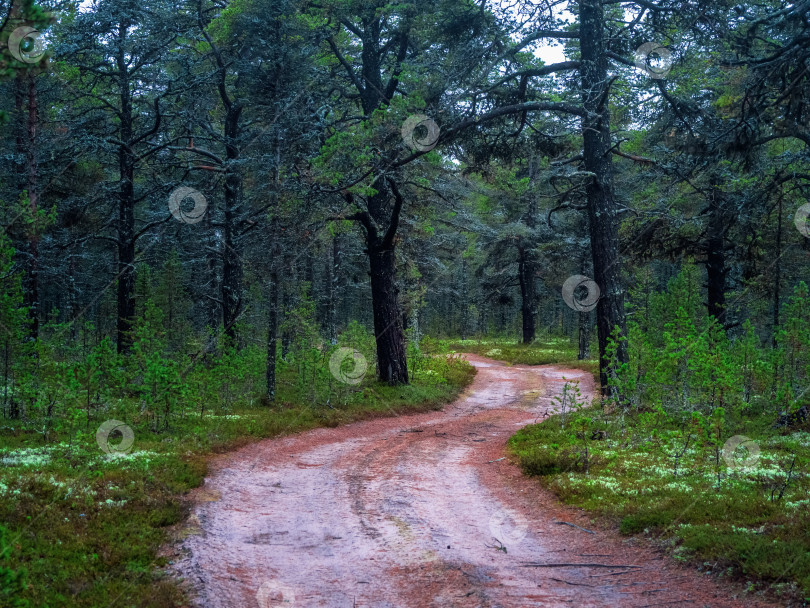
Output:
[[0, 353, 474, 608], [509, 409, 810, 604]]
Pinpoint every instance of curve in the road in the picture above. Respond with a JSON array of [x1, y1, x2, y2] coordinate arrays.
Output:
[[173, 355, 773, 608]]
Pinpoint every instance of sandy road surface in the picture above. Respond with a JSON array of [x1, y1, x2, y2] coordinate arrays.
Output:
[[173, 355, 773, 608]]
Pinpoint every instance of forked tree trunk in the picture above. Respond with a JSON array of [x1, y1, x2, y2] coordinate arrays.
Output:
[[347, 180, 409, 385], [579, 0, 628, 395]]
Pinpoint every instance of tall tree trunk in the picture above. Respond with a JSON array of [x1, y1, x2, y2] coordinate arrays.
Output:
[[368, 243, 408, 384], [14, 73, 40, 339], [67, 253, 78, 340], [196, 3, 244, 343], [578, 311, 591, 360], [116, 25, 136, 353], [204, 209, 220, 337], [24, 74, 39, 339], [460, 260, 468, 340], [577, 252, 592, 360], [221, 190, 242, 341], [356, 182, 409, 385], [517, 249, 535, 344], [327, 233, 341, 343], [280, 250, 293, 358], [329, 13, 410, 383], [266, 129, 282, 400], [772, 192, 782, 347], [705, 180, 727, 324], [220, 102, 243, 343], [266, 258, 279, 402], [579, 0, 628, 395]]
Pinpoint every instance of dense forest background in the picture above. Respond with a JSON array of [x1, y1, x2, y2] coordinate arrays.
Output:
[[1, 0, 809, 401], [1, 0, 810, 605]]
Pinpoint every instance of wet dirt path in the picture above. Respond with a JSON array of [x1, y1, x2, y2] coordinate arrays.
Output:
[[174, 355, 772, 608]]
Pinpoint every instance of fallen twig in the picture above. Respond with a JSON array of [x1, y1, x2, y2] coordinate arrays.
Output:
[[588, 570, 639, 578], [555, 521, 595, 534], [549, 577, 598, 587]]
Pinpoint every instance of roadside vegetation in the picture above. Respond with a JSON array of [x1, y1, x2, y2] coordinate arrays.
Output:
[[0, 310, 474, 608], [508, 267, 810, 605]]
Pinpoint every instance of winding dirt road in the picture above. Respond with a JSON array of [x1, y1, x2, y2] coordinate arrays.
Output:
[[174, 355, 772, 607]]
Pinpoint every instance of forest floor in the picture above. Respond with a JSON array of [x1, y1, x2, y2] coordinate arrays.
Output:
[[170, 354, 775, 607], [0, 353, 474, 608]]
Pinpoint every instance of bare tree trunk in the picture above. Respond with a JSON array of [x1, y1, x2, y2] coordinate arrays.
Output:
[[705, 178, 727, 325], [518, 248, 536, 344], [368, 244, 408, 384], [579, 0, 628, 394], [354, 183, 409, 385], [220, 83, 244, 344]]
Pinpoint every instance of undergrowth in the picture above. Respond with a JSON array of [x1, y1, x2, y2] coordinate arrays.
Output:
[[508, 268, 810, 605], [509, 412, 810, 604], [0, 316, 474, 607]]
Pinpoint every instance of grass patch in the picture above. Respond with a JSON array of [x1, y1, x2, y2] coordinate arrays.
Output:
[[508, 411, 810, 604], [0, 358, 475, 608]]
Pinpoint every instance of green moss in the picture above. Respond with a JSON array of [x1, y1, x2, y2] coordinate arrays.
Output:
[[509, 409, 810, 603]]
